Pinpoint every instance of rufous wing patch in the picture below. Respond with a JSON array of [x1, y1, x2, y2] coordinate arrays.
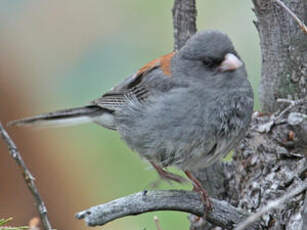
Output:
[[137, 52, 175, 77], [160, 52, 175, 76], [137, 58, 160, 76]]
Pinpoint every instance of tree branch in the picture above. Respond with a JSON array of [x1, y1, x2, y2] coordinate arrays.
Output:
[[172, 0, 197, 50], [76, 190, 262, 230], [0, 123, 52, 230]]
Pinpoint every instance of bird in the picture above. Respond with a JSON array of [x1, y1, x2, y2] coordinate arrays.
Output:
[[8, 30, 254, 211]]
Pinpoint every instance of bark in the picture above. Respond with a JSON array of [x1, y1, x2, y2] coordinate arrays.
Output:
[[252, 0, 307, 112], [172, 0, 197, 51], [76, 190, 262, 230], [229, 111, 306, 230]]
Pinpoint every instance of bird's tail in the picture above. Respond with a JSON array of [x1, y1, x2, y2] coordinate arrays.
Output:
[[8, 105, 116, 129]]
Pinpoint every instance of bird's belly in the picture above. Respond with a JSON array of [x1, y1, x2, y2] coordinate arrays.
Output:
[[116, 90, 253, 171], [178, 130, 242, 170]]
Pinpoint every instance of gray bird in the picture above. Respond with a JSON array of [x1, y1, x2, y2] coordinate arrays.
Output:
[[9, 30, 254, 210]]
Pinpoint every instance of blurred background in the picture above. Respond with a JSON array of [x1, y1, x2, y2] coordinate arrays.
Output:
[[0, 0, 260, 229]]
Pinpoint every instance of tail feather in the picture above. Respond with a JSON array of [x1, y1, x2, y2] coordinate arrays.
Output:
[[8, 105, 115, 129]]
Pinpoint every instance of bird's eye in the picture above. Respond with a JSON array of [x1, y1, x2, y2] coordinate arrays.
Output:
[[202, 58, 222, 68], [202, 59, 213, 67]]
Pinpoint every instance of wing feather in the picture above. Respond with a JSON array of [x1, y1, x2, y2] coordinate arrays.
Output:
[[92, 52, 175, 111]]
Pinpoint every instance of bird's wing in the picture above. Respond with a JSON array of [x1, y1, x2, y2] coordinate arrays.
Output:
[[92, 52, 175, 111]]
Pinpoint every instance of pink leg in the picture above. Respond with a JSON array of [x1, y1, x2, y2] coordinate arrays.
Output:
[[184, 170, 212, 214], [150, 161, 187, 184]]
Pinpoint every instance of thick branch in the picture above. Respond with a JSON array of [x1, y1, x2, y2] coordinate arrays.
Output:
[[76, 190, 261, 230], [0, 123, 52, 230], [172, 0, 197, 50], [252, 0, 307, 112]]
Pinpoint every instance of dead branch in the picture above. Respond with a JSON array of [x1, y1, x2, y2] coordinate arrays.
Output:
[[76, 190, 262, 230], [0, 123, 52, 230]]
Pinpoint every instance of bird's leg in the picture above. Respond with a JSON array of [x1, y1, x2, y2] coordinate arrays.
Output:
[[184, 170, 212, 215], [150, 161, 187, 184]]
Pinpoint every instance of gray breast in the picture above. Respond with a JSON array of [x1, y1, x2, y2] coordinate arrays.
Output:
[[179, 93, 254, 170], [115, 82, 253, 171]]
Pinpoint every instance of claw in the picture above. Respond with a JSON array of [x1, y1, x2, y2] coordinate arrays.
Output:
[[184, 170, 212, 217]]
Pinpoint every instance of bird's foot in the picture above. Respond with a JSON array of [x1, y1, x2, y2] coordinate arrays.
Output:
[[184, 170, 212, 217], [193, 183, 212, 214]]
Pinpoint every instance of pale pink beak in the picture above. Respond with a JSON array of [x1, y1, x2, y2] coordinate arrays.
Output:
[[218, 53, 243, 72]]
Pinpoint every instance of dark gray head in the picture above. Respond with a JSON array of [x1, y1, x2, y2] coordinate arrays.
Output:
[[177, 30, 242, 73], [180, 30, 236, 61]]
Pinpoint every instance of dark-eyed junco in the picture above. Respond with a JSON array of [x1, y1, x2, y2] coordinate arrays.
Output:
[[9, 30, 254, 210]]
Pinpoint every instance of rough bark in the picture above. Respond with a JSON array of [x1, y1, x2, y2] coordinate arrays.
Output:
[[230, 111, 306, 230], [172, 0, 197, 51], [76, 190, 262, 230], [252, 0, 307, 112]]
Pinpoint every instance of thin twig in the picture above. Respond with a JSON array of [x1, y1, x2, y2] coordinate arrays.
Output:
[[0, 123, 52, 230], [235, 181, 307, 230], [274, 0, 307, 34], [154, 216, 162, 230], [76, 190, 261, 230]]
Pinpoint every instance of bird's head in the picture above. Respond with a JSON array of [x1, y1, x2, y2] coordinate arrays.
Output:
[[178, 30, 243, 73]]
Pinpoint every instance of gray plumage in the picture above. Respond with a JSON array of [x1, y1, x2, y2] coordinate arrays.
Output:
[[9, 30, 254, 172]]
